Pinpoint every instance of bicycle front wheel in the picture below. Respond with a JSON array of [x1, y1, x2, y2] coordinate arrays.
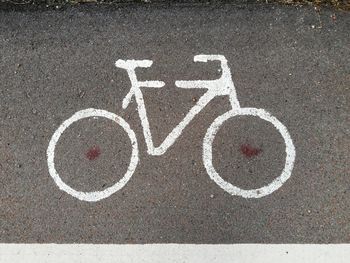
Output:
[[203, 107, 296, 198], [47, 108, 139, 202]]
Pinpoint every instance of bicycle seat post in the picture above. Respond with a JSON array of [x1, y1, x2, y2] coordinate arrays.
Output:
[[115, 59, 165, 109]]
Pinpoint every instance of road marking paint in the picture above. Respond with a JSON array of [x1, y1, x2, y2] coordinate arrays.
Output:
[[116, 55, 240, 156], [48, 54, 295, 201], [47, 109, 139, 202], [0, 244, 348, 263], [203, 108, 296, 198]]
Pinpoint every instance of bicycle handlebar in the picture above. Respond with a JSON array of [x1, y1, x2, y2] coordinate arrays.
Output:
[[175, 54, 229, 90], [194, 54, 227, 63]]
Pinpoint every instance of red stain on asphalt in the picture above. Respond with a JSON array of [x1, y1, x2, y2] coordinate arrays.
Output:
[[240, 144, 262, 158], [86, 146, 101, 160]]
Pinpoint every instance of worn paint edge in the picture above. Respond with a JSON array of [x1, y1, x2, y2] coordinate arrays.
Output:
[[0, 244, 349, 263]]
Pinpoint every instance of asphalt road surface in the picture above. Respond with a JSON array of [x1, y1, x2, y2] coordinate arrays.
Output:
[[0, 3, 349, 243]]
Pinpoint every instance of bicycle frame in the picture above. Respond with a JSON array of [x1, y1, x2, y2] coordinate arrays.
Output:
[[116, 55, 240, 156]]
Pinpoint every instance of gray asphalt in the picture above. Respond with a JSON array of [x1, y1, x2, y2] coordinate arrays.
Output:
[[0, 3, 349, 243]]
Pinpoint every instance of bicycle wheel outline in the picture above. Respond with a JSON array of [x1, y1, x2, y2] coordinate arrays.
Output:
[[203, 107, 296, 198], [47, 108, 139, 202]]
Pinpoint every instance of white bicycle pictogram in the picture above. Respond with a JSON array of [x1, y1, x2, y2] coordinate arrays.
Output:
[[47, 54, 296, 202]]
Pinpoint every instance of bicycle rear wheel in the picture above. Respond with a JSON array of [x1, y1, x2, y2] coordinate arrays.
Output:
[[47, 108, 139, 202]]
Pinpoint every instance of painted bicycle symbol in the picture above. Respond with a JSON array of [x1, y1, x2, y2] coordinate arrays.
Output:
[[47, 54, 296, 202]]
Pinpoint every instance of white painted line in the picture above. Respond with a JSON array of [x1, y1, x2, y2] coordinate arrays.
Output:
[[0, 244, 349, 263]]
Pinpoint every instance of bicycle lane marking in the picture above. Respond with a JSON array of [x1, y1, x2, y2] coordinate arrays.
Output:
[[46, 55, 296, 201]]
